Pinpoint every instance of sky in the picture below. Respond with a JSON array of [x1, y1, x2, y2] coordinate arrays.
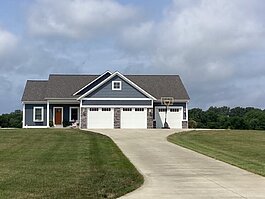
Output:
[[0, 0, 265, 114]]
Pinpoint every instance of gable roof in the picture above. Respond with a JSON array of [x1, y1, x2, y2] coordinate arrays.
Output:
[[21, 80, 48, 101], [77, 71, 157, 100], [22, 73, 190, 101]]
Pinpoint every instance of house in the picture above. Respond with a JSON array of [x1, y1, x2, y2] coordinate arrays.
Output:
[[21, 71, 190, 129]]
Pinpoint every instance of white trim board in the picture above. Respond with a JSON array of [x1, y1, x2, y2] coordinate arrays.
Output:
[[23, 126, 48, 129], [77, 71, 157, 100], [82, 98, 151, 101], [81, 105, 153, 108]]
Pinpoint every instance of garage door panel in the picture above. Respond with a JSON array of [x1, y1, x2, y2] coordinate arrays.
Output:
[[121, 108, 147, 129], [155, 107, 182, 129], [87, 108, 114, 129]]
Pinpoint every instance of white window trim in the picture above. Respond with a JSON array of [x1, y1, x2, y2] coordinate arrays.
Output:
[[33, 107, 44, 122], [69, 107, 79, 122], [112, 81, 122, 90]]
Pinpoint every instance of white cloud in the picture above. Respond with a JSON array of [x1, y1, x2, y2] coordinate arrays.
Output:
[[28, 0, 138, 39], [119, 0, 265, 108], [0, 28, 18, 56]]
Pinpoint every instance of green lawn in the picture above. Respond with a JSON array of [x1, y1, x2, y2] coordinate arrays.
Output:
[[0, 129, 143, 198], [168, 130, 265, 176]]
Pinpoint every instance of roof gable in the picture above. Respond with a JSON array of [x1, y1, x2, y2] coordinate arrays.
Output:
[[78, 72, 156, 100]]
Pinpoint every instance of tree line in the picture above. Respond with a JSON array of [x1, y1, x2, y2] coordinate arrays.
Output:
[[0, 107, 265, 129], [0, 110, 22, 128], [189, 106, 265, 130]]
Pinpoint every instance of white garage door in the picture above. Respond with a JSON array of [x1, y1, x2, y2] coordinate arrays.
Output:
[[121, 108, 147, 129], [87, 108, 114, 128], [155, 107, 182, 128]]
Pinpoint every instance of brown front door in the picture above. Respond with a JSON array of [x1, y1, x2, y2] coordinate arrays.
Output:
[[55, 108, 62, 125]]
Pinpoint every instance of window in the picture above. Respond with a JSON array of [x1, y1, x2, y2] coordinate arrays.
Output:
[[90, 108, 99, 111], [135, 108, 144, 112], [33, 107, 44, 122], [102, 108, 111, 111], [70, 107, 79, 122], [158, 108, 167, 112], [123, 108, 132, 111], [112, 81, 122, 90], [170, 108, 180, 112]]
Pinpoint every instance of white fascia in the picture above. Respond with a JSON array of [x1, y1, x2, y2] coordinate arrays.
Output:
[[72, 70, 112, 96], [82, 98, 152, 101], [77, 71, 157, 101]]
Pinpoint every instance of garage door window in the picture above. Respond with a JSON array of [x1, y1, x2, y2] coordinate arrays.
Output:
[[102, 108, 111, 111], [123, 108, 132, 111], [158, 108, 166, 112], [170, 108, 180, 112], [90, 108, 98, 111], [135, 108, 144, 111]]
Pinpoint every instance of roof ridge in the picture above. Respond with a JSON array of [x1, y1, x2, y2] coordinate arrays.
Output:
[[27, 80, 48, 82], [125, 74, 180, 76], [49, 74, 99, 76]]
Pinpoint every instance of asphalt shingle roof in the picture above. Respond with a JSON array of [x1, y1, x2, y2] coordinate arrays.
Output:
[[22, 74, 190, 101], [21, 80, 48, 101]]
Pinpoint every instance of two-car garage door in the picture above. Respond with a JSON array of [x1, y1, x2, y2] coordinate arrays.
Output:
[[87, 107, 147, 129]]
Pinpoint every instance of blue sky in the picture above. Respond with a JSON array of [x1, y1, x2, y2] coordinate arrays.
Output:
[[0, 0, 265, 114]]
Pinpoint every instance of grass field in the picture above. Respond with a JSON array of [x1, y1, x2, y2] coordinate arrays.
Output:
[[0, 129, 143, 198], [168, 130, 265, 176]]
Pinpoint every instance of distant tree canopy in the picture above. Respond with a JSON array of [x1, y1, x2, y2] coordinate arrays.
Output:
[[189, 106, 265, 130], [0, 110, 22, 128]]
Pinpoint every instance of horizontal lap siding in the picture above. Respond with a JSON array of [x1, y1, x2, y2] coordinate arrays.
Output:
[[25, 104, 47, 126]]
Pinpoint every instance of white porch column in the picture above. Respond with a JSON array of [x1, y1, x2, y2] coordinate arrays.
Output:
[[22, 102, 25, 128], [47, 101, 50, 127]]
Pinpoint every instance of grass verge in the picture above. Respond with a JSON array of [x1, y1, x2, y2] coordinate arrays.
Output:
[[168, 130, 265, 176], [0, 128, 143, 198]]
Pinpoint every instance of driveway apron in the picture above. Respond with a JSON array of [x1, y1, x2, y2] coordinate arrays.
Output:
[[91, 129, 265, 199]]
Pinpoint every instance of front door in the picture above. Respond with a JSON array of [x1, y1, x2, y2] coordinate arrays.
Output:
[[55, 108, 63, 125]]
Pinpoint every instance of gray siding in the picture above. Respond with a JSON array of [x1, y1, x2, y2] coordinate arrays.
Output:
[[25, 104, 47, 126], [85, 76, 149, 98], [82, 100, 152, 106]]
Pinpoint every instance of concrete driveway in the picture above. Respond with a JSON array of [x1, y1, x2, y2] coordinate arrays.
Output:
[[92, 129, 265, 199]]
